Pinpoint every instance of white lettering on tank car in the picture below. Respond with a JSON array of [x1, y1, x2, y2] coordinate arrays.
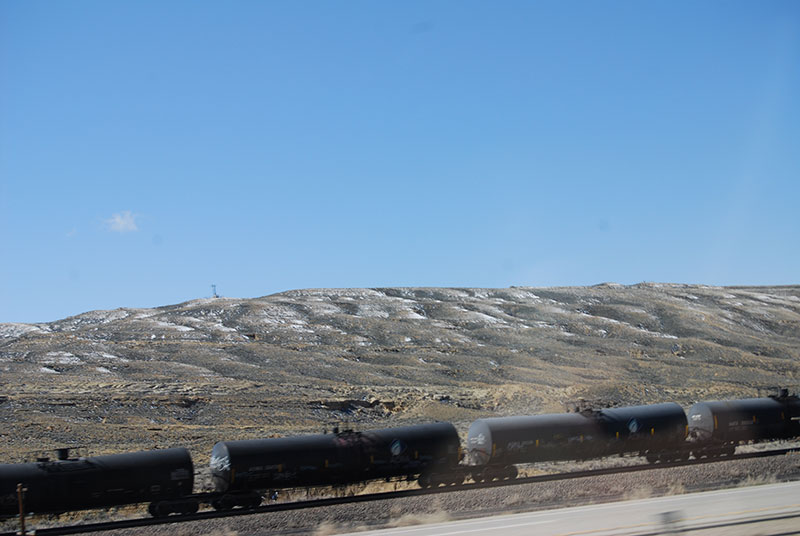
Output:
[[507, 440, 535, 451], [469, 433, 486, 446], [170, 468, 190, 481]]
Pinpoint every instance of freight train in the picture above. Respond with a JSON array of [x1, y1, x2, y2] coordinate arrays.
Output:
[[0, 448, 197, 518], [466, 402, 690, 481], [1, 392, 798, 519], [208, 423, 462, 509]]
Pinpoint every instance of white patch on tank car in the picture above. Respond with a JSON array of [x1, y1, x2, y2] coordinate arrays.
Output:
[[627, 418, 641, 433], [390, 439, 407, 456], [469, 433, 486, 446], [210, 455, 231, 472]]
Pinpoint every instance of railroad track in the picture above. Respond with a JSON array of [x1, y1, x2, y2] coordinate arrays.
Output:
[[4, 446, 798, 536]]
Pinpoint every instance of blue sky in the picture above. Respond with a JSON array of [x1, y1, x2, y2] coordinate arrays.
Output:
[[1, 1, 799, 323]]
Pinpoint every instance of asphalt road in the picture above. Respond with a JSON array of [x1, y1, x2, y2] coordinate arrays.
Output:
[[341, 480, 800, 536]]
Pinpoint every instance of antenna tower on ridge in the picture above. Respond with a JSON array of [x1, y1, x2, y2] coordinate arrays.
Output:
[[212, 284, 218, 298]]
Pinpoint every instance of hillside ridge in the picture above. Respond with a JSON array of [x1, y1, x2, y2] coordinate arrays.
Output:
[[1, 284, 798, 461]]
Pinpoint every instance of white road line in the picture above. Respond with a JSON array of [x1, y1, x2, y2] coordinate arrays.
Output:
[[370, 519, 556, 536]]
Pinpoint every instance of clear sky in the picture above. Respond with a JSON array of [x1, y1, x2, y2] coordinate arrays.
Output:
[[1, 1, 799, 323]]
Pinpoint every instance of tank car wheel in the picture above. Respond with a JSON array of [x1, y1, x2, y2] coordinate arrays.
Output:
[[503, 466, 518, 480], [449, 472, 465, 486], [148, 502, 168, 518], [211, 498, 233, 511], [645, 453, 659, 464], [418, 474, 431, 488]]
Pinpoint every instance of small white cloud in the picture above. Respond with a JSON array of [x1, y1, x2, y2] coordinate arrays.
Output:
[[105, 211, 139, 232]]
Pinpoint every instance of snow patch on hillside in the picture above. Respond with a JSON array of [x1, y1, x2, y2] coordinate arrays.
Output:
[[356, 304, 390, 318], [260, 306, 315, 333], [457, 309, 507, 324], [0, 323, 49, 338], [44, 351, 81, 365], [87, 351, 129, 362], [152, 321, 195, 332], [180, 316, 238, 333]]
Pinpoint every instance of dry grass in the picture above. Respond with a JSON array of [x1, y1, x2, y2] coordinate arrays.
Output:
[[665, 480, 687, 495], [501, 492, 527, 508], [622, 486, 653, 501], [736, 473, 778, 488], [387, 510, 452, 528], [314, 521, 345, 536], [175, 529, 238, 536]]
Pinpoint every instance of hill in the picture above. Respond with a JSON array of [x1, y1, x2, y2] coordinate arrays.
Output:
[[1, 284, 799, 465]]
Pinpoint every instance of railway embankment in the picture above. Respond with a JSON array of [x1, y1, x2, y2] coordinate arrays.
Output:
[[73, 450, 800, 536]]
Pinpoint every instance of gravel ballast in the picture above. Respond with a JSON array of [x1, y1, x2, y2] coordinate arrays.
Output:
[[74, 452, 800, 536]]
